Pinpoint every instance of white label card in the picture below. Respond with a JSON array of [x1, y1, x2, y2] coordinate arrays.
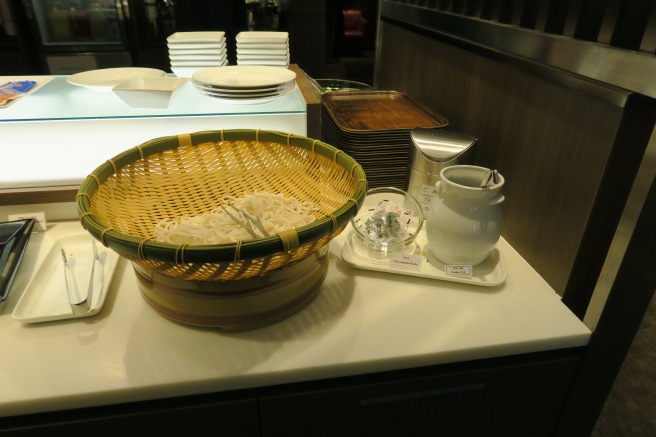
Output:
[[419, 184, 439, 214], [390, 253, 422, 271], [445, 265, 473, 277]]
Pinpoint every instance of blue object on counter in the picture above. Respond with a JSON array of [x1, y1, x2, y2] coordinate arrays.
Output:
[[1, 81, 37, 93]]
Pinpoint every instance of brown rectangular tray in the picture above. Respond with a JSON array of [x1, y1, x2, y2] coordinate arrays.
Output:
[[321, 91, 448, 133]]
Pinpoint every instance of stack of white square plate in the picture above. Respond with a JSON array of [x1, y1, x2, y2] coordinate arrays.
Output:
[[191, 65, 297, 104], [236, 31, 290, 67], [168, 31, 228, 78]]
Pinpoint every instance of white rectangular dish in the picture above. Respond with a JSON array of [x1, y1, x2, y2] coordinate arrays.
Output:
[[237, 48, 289, 56], [170, 60, 228, 67], [168, 47, 226, 56], [13, 233, 120, 323], [167, 31, 226, 44], [236, 31, 288, 43], [169, 52, 226, 61], [236, 43, 289, 50], [112, 76, 189, 109], [166, 42, 226, 50], [237, 53, 290, 60]]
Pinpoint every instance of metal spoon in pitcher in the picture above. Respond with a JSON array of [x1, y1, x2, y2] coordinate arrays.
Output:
[[480, 169, 500, 188]]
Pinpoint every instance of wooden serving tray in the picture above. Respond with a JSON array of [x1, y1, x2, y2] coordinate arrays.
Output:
[[321, 90, 448, 133]]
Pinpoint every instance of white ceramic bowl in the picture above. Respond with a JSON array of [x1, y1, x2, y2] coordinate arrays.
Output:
[[112, 76, 188, 109]]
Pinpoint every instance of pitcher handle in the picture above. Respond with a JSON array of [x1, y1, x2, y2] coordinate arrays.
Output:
[[490, 194, 505, 205]]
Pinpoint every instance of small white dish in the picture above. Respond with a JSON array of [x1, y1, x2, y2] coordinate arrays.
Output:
[[67, 67, 167, 92], [236, 31, 288, 43], [237, 53, 290, 60], [167, 31, 226, 44], [236, 59, 290, 67], [236, 42, 289, 50], [13, 233, 120, 323], [168, 47, 226, 56], [112, 76, 188, 109], [236, 48, 288, 56], [166, 42, 226, 50], [169, 60, 227, 67], [169, 51, 226, 61]]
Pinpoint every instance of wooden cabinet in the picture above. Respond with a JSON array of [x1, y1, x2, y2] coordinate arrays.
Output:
[[259, 350, 582, 437], [0, 349, 583, 436], [0, 390, 260, 437]]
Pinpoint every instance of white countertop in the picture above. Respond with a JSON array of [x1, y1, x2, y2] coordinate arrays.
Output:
[[0, 221, 590, 418]]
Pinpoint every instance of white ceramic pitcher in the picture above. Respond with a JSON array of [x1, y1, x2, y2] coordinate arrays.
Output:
[[426, 165, 505, 266]]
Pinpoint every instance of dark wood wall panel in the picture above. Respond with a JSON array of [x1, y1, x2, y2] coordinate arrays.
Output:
[[376, 22, 622, 295]]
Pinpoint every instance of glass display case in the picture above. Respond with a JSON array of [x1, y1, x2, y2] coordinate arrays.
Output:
[[0, 75, 306, 202], [24, 0, 132, 73], [31, 0, 123, 45]]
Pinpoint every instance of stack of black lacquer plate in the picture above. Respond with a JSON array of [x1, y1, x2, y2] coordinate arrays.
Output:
[[321, 91, 449, 189]]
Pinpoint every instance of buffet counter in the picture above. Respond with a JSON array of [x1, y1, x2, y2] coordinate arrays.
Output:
[[0, 220, 590, 419], [0, 69, 591, 435]]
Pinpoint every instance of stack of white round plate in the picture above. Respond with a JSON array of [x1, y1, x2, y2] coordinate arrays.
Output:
[[191, 65, 297, 104], [168, 31, 228, 78], [236, 31, 289, 67]]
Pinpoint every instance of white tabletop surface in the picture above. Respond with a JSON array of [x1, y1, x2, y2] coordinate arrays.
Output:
[[0, 221, 590, 417]]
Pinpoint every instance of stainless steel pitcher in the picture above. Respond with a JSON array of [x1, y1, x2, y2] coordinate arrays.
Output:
[[406, 128, 478, 214]]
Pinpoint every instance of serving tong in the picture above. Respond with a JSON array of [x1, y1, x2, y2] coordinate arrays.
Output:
[[220, 204, 270, 239], [60, 239, 100, 313]]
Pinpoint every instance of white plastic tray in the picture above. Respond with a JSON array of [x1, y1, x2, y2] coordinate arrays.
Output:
[[341, 230, 507, 287], [13, 233, 120, 323]]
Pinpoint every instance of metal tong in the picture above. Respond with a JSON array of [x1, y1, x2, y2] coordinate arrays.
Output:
[[61, 239, 99, 313], [220, 204, 270, 239]]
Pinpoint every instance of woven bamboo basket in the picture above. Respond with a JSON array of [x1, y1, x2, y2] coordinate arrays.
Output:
[[76, 129, 367, 283]]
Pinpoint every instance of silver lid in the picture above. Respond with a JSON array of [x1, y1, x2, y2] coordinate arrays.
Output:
[[409, 128, 478, 165]]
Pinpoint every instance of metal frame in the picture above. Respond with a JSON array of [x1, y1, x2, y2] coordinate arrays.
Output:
[[377, 1, 656, 100]]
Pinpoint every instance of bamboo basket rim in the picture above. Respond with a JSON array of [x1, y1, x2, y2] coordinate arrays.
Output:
[[76, 129, 368, 265]]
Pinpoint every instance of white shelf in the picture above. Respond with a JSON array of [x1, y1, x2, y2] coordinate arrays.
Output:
[[0, 76, 306, 191]]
